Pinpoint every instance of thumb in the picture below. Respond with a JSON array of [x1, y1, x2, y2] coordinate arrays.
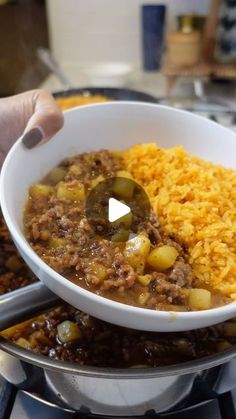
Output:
[[22, 90, 64, 149]]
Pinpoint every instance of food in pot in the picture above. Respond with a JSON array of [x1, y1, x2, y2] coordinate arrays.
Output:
[[23, 149, 230, 311], [2, 304, 236, 367], [123, 144, 236, 301], [0, 214, 36, 295], [55, 94, 110, 111]]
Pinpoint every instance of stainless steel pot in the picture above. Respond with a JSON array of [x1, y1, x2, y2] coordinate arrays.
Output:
[[0, 285, 236, 416], [1, 327, 236, 415]]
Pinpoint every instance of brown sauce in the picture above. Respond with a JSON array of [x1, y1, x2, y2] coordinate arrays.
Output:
[[23, 150, 230, 311], [2, 304, 236, 367]]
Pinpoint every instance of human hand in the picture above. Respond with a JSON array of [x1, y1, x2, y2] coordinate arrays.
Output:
[[0, 89, 64, 165]]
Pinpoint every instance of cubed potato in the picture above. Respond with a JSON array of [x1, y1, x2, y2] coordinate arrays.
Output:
[[57, 182, 85, 201], [116, 170, 133, 179], [147, 245, 178, 271], [30, 184, 52, 198], [188, 288, 211, 310], [89, 261, 108, 282], [137, 275, 151, 286], [49, 238, 67, 249], [40, 230, 50, 240], [124, 234, 151, 269], [112, 211, 132, 229], [113, 171, 135, 199], [90, 175, 104, 189], [111, 229, 130, 242], [16, 337, 31, 350], [138, 292, 150, 305], [5, 255, 23, 272], [68, 165, 82, 175], [57, 320, 81, 343], [44, 167, 67, 185], [29, 331, 42, 347], [28, 330, 50, 347]]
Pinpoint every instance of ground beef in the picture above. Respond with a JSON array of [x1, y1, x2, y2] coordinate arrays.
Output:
[[145, 212, 162, 244], [23, 150, 229, 311], [3, 304, 236, 368], [169, 261, 194, 288], [62, 149, 121, 187], [146, 272, 188, 307], [0, 214, 37, 295]]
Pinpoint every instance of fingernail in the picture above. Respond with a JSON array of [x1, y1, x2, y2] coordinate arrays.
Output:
[[22, 127, 44, 149]]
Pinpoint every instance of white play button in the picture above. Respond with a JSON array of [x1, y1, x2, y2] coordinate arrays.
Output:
[[86, 176, 150, 241], [108, 197, 131, 223]]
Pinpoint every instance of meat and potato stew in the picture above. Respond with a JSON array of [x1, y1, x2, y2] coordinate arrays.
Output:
[[0, 214, 36, 295], [2, 304, 236, 367], [23, 150, 229, 311]]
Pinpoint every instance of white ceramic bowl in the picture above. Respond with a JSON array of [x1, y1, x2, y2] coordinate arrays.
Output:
[[1, 102, 236, 332]]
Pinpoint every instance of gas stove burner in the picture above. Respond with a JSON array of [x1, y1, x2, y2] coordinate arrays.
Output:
[[1, 362, 236, 419]]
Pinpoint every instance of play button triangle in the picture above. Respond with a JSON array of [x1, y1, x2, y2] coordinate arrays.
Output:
[[108, 197, 131, 223]]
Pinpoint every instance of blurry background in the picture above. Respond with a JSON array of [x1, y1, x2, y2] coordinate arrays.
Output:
[[0, 0, 49, 95], [46, 0, 209, 70], [1, 0, 236, 126], [0, 0, 209, 95]]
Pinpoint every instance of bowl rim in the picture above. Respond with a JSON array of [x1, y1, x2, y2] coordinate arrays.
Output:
[[1, 101, 236, 332]]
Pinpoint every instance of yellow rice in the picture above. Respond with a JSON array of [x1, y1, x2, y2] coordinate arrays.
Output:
[[123, 144, 236, 299], [55, 95, 110, 111]]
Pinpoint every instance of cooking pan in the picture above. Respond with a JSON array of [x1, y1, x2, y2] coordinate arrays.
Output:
[[1, 319, 236, 415], [0, 286, 236, 416], [37, 47, 158, 104], [53, 86, 158, 104]]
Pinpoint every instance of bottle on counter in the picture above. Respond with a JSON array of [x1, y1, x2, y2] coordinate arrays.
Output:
[[166, 31, 201, 68], [141, 4, 166, 71], [177, 14, 206, 35]]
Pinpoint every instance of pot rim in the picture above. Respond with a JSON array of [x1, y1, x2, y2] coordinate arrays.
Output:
[[0, 338, 235, 379], [52, 86, 158, 104]]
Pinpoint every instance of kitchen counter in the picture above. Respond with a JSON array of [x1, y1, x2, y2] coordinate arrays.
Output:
[[39, 64, 236, 130], [39, 65, 174, 98], [39, 63, 236, 103]]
